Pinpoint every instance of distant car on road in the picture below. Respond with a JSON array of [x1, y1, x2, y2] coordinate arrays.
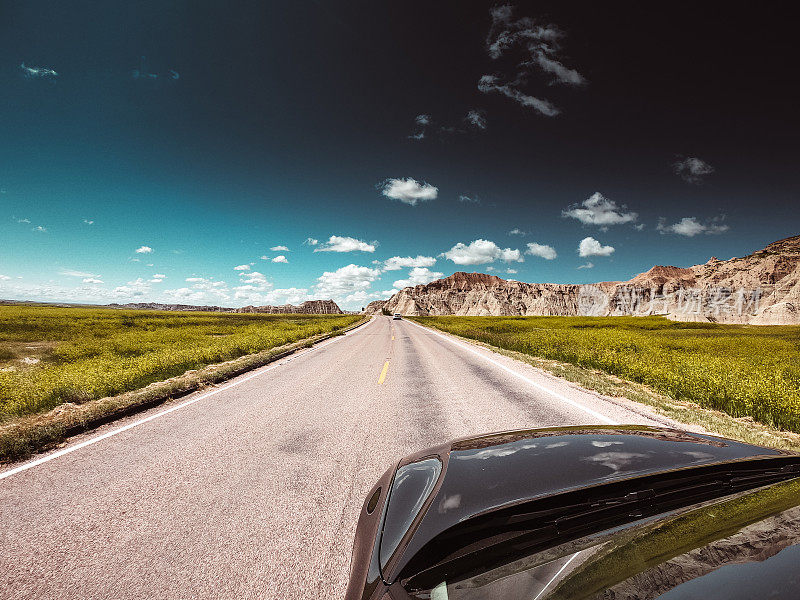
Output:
[[392, 313, 402, 320], [345, 426, 800, 600]]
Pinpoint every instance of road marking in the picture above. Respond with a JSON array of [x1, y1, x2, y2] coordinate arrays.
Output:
[[533, 551, 581, 600], [0, 317, 376, 482], [378, 361, 390, 384], [404, 320, 618, 425]]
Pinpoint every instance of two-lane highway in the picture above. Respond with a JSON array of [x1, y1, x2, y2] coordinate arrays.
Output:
[[0, 316, 675, 599]]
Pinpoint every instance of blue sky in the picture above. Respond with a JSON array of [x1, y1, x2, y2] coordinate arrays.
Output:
[[1, 1, 798, 309]]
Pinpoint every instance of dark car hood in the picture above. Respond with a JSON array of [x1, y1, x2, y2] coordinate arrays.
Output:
[[388, 426, 792, 583]]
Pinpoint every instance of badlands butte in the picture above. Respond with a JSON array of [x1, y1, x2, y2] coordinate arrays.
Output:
[[368, 234, 800, 325]]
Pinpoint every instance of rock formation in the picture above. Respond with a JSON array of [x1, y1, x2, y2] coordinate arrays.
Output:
[[382, 234, 800, 325], [109, 299, 344, 314]]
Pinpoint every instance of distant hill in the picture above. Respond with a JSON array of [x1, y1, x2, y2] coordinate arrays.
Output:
[[375, 234, 800, 325]]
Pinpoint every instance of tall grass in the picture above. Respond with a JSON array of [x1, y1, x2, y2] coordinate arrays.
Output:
[[0, 306, 361, 419], [412, 316, 800, 433]]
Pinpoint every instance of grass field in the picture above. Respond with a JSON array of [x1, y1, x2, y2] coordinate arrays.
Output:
[[411, 316, 800, 433], [0, 306, 362, 420]]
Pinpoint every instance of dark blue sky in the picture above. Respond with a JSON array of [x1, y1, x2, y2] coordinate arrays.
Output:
[[1, 1, 798, 308]]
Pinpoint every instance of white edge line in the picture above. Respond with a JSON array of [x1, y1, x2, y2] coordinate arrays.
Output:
[[0, 317, 376, 481], [404, 319, 618, 425], [532, 551, 581, 600]]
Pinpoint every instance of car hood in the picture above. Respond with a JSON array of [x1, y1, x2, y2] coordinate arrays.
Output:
[[388, 426, 794, 583]]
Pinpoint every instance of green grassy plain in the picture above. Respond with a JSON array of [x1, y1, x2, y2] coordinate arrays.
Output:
[[411, 316, 800, 433], [0, 306, 361, 420]]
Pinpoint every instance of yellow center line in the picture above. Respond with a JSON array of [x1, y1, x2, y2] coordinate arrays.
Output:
[[378, 360, 390, 384]]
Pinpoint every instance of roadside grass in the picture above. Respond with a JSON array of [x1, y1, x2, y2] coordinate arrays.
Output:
[[410, 316, 800, 446], [0, 306, 362, 421]]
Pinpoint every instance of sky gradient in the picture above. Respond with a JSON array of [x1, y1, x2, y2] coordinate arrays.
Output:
[[2, 1, 798, 309]]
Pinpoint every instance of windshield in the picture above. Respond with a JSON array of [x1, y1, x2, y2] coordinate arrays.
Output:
[[380, 458, 442, 570]]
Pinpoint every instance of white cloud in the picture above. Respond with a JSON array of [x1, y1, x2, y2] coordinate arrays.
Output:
[[16, 217, 31, 224], [578, 237, 615, 257], [478, 76, 559, 116], [33, 225, 47, 232], [458, 194, 479, 203], [272, 255, 288, 263], [441, 239, 523, 265], [657, 216, 729, 237], [0, 274, 12, 280], [314, 264, 381, 301], [150, 273, 166, 283], [82, 278, 103, 284], [233, 264, 251, 270], [83, 218, 94, 225], [465, 109, 487, 129], [393, 267, 444, 289], [383, 255, 437, 271], [525, 242, 557, 260], [60, 269, 98, 278], [673, 157, 714, 184], [409, 115, 431, 140], [562, 193, 638, 227], [533, 52, 587, 86], [304, 237, 319, 246], [380, 178, 438, 206], [577, 262, 594, 269], [270, 245, 289, 252], [314, 235, 376, 253], [509, 228, 526, 235], [480, 6, 584, 115], [505, 268, 518, 274], [20, 62, 58, 79], [112, 278, 152, 298], [135, 245, 153, 254]]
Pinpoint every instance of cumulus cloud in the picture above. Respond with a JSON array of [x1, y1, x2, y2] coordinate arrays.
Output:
[[508, 228, 526, 235], [673, 157, 714, 184], [272, 255, 288, 263], [525, 242, 557, 260], [441, 239, 523, 265], [270, 245, 289, 252], [382, 255, 437, 271], [0, 274, 11, 280], [480, 5, 585, 115], [657, 216, 729, 237], [465, 109, 487, 130], [150, 273, 166, 283], [314, 264, 381, 302], [314, 235, 376, 253], [135, 245, 153, 254], [562, 192, 638, 227], [393, 267, 444, 289], [304, 237, 319, 246], [233, 264, 251, 271], [380, 178, 438, 206], [578, 237, 615, 257]]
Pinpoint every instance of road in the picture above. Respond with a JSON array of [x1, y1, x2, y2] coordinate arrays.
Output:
[[0, 316, 676, 599]]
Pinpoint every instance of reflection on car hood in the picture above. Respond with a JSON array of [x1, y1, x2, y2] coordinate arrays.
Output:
[[395, 426, 789, 580]]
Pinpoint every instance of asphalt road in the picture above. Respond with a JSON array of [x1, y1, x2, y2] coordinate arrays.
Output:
[[0, 316, 676, 599]]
